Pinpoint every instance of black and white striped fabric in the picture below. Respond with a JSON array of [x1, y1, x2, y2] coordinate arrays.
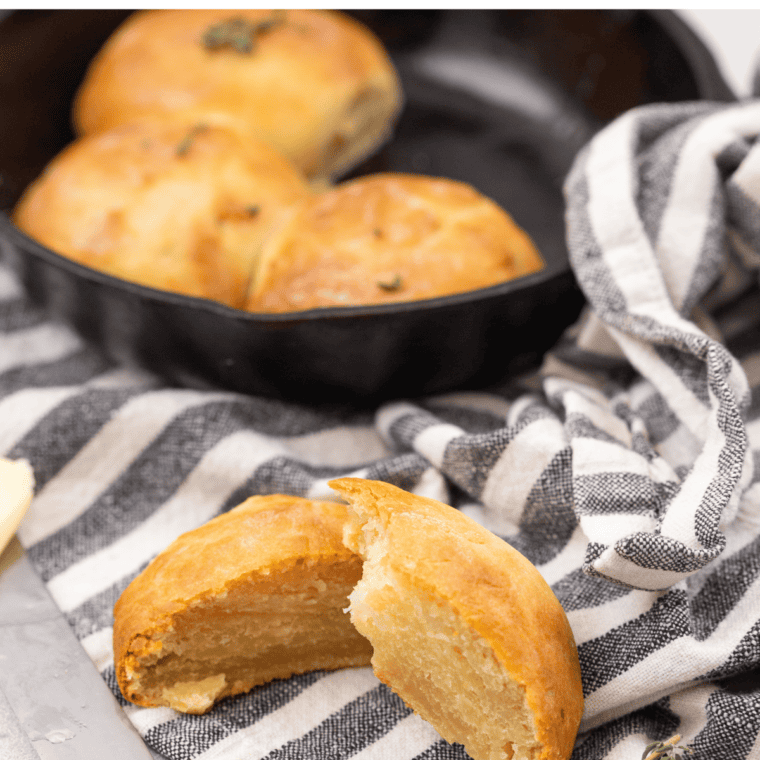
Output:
[[4, 98, 760, 760]]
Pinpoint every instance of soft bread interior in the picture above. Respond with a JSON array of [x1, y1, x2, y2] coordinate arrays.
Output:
[[350, 555, 541, 760], [114, 495, 373, 714], [121, 558, 371, 714], [332, 477, 583, 760]]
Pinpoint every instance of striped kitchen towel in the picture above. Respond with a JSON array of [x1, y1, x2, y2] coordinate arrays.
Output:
[[3, 98, 760, 760]]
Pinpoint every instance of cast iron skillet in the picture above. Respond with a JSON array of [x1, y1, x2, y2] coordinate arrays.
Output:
[[0, 10, 734, 404]]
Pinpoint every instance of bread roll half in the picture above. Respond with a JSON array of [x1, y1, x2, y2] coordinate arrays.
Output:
[[113, 494, 372, 714], [72, 9, 403, 181], [330, 477, 583, 760]]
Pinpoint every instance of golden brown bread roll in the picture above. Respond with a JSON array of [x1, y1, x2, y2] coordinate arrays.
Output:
[[330, 477, 583, 760], [113, 494, 372, 714], [13, 121, 310, 308], [245, 173, 545, 312], [72, 9, 403, 181]]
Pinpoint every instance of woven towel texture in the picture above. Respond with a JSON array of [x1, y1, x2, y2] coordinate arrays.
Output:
[[3, 100, 760, 759]]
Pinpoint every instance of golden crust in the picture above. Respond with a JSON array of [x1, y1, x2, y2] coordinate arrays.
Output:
[[329, 477, 583, 760], [72, 9, 403, 180], [245, 173, 544, 312], [13, 121, 310, 308], [113, 494, 372, 713]]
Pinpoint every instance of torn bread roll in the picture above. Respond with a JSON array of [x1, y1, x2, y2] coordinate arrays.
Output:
[[113, 494, 372, 714], [330, 477, 583, 760], [245, 173, 544, 312], [72, 9, 403, 181], [13, 121, 310, 308]]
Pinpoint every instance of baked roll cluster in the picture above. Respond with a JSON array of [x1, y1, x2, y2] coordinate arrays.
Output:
[[13, 9, 545, 311], [114, 480, 583, 760]]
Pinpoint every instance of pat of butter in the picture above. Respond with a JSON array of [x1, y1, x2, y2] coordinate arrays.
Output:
[[0, 458, 35, 554]]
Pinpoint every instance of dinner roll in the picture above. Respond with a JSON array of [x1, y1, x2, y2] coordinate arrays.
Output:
[[113, 494, 372, 714], [72, 9, 403, 181], [330, 477, 583, 760], [13, 121, 310, 308], [245, 173, 544, 312]]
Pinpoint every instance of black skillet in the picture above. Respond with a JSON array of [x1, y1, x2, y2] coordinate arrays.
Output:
[[0, 10, 733, 405]]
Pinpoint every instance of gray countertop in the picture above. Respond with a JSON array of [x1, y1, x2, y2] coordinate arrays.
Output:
[[0, 538, 164, 759]]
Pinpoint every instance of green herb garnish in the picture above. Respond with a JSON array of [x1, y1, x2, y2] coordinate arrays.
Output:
[[377, 274, 403, 292], [176, 124, 208, 158], [202, 12, 286, 55]]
